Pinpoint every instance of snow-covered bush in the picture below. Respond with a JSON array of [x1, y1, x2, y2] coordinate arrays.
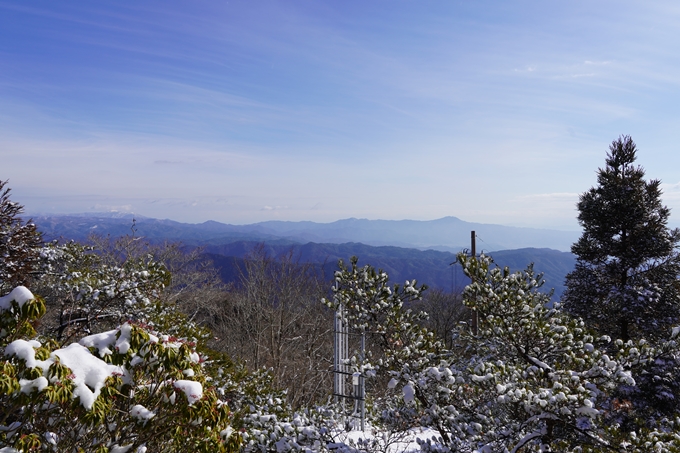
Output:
[[323, 256, 443, 375], [1, 286, 238, 452], [399, 253, 639, 451], [36, 240, 172, 343], [1, 283, 341, 453], [348, 253, 680, 452], [321, 257, 446, 442]]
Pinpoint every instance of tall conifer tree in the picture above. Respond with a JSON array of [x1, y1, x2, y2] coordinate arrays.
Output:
[[562, 136, 680, 342]]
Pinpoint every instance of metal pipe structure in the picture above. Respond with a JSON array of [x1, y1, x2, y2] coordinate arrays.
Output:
[[333, 303, 366, 430]]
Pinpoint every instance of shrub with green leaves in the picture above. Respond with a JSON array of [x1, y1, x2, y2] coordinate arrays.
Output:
[[1, 283, 343, 453], [1, 286, 239, 452]]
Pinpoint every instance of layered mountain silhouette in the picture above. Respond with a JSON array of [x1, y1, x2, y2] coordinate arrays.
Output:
[[34, 213, 578, 251], [33, 213, 578, 299]]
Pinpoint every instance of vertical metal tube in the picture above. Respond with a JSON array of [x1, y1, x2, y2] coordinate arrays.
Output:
[[471, 230, 478, 335], [360, 331, 366, 431], [334, 308, 340, 404]]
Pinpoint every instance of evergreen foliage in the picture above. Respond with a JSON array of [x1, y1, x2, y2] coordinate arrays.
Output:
[[0, 287, 236, 452], [0, 181, 42, 294], [562, 136, 680, 343], [323, 256, 443, 373], [37, 240, 172, 343], [346, 253, 680, 452]]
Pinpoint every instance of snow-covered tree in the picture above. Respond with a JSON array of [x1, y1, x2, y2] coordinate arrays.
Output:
[[323, 256, 443, 376], [339, 252, 680, 452], [36, 240, 172, 343], [562, 136, 680, 343], [0, 180, 42, 294]]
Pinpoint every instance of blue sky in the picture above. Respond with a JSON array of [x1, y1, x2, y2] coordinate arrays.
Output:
[[2, 1, 680, 230]]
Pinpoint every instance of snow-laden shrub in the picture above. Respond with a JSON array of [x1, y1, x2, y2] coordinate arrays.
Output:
[[0, 284, 352, 453], [337, 253, 680, 452], [36, 240, 172, 342], [323, 256, 444, 376], [1, 286, 238, 452]]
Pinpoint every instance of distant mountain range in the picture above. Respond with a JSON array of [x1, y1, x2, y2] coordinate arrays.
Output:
[[32, 213, 579, 299], [33, 213, 579, 252]]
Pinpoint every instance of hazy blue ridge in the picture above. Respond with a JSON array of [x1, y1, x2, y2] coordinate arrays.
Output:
[[34, 214, 579, 252], [33, 214, 578, 299], [204, 242, 574, 300]]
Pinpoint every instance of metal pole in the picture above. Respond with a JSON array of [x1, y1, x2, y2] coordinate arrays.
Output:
[[471, 230, 476, 258], [334, 304, 347, 407], [360, 331, 365, 431], [334, 307, 340, 404], [471, 231, 478, 335], [342, 309, 348, 407]]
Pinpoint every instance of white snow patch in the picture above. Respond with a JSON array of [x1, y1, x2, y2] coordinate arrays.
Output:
[[19, 377, 49, 394], [80, 323, 136, 357], [174, 379, 203, 405], [115, 323, 133, 354], [333, 426, 438, 453], [44, 431, 58, 445], [80, 329, 118, 357], [221, 426, 234, 439], [4, 339, 45, 369], [53, 343, 123, 410], [0, 286, 35, 310], [130, 404, 156, 421]]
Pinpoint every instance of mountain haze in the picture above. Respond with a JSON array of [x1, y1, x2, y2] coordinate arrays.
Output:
[[33, 213, 578, 299], [34, 214, 579, 252], [205, 242, 575, 299]]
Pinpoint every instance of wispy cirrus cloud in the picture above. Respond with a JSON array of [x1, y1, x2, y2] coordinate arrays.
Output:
[[3, 1, 680, 228]]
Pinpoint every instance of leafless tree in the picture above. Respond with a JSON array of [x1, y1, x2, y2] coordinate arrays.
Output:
[[210, 245, 334, 408], [413, 288, 468, 350]]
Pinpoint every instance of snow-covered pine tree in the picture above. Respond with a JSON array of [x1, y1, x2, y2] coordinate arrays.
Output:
[[562, 136, 680, 343]]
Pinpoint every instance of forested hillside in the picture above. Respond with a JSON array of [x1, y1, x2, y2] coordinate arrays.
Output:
[[204, 242, 574, 299]]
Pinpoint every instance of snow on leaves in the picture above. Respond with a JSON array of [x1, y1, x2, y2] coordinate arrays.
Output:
[[38, 240, 171, 342], [345, 252, 680, 452], [1, 290, 234, 452]]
